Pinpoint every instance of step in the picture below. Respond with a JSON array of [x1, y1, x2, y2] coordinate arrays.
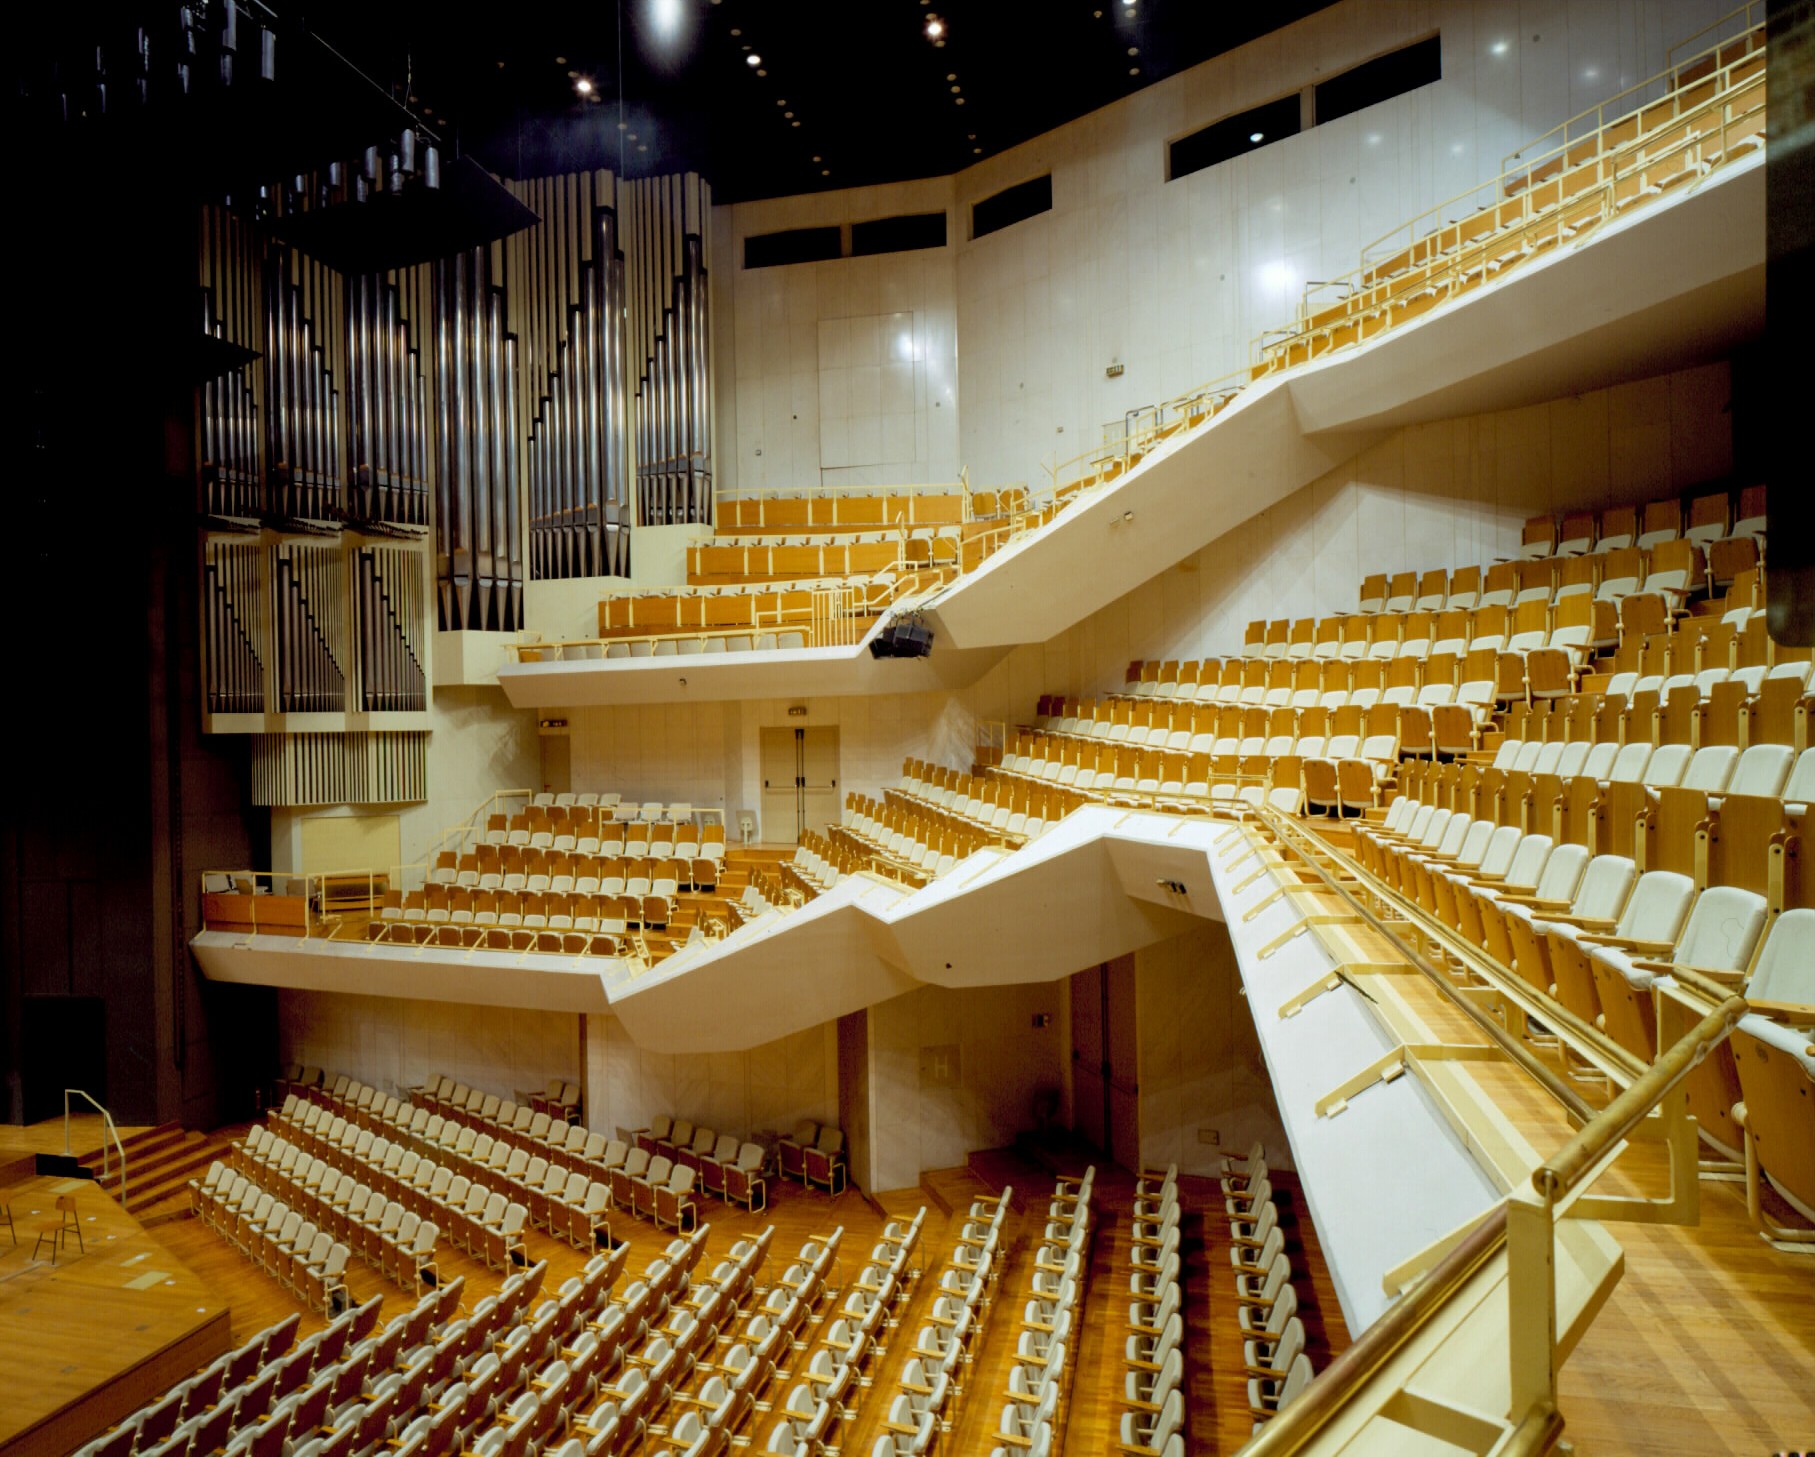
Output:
[[119, 1140, 235, 1213], [82, 1123, 186, 1179]]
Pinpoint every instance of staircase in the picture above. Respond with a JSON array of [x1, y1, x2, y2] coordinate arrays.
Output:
[[78, 1123, 240, 1219]]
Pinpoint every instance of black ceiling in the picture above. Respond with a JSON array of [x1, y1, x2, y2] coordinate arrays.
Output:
[[297, 0, 1336, 204]]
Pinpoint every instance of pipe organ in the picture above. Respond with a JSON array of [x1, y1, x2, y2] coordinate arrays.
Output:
[[347, 270, 432, 527], [625, 174, 715, 526], [251, 732, 430, 808], [432, 243, 524, 630], [508, 171, 633, 583], [195, 163, 716, 800]]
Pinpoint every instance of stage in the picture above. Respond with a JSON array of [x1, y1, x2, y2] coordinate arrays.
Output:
[[0, 1170, 230, 1457]]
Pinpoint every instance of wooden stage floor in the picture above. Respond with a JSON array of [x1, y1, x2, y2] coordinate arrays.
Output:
[[0, 1173, 230, 1457]]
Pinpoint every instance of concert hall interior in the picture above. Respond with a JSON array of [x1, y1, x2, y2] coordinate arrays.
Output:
[[4, 1, 1812, 1455]]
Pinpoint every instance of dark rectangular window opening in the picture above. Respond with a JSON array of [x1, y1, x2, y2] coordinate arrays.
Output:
[[1315, 35, 1442, 126], [744, 226, 842, 270], [851, 212, 949, 257], [972, 175, 1052, 240], [1169, 94, 1303, 182]]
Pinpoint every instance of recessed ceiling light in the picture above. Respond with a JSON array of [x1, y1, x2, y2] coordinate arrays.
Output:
[[821, 168, 830, 176], [973, 147, 982, 154], [1249, 130, 1263, 142], [555, 54, 567, 64], [1127, 46, 1138, 55], [791, 120, 800, 127], [730, 27, 741, 36], [1128, 65, 1139, 75], [747, 53, 762, 67], [1490, 39, 1509, 55], [757, 67, 768, 75], [785, 110, 794, 118], [950, 84, 961, 93], [955, 95, 965, 104], [925, 16, 945, 39], [777, 98, 787, 105], [947, 73, 957, 82], [575, 77, 594, 96]]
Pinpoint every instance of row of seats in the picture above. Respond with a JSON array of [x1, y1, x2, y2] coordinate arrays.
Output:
[[892, 761, 1079, 844], [987, 1169, 1096, 1457], [190, 1164, 358, 1310], [1259, 32, 1763, 372], [836, 796, 992, 882], [408, 1078, 773, 1214], [1119, 1164, 1186, 1457], [434, 852, 722, 896], [1358, 781, 1813, 1197], [465, 812, 728, 854], [869, 1190, 1012, 1456], [687, 534, 957, 586], [1117, 573, 1775, 707], [88, 1256, 551, 1457], [717, 489, 966, 534], [1219, 1151, 1316, 1433], [385, 882, 698, 934], [1391, 741, 1813, 891]]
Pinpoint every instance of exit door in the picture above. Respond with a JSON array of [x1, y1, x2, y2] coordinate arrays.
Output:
[[1070, 956, 1140, 1170], [760, 726, 840, 844]]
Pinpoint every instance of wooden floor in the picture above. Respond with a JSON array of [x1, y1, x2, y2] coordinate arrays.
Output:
[[23, 1097, 1815, 1457], [0, 1175, 230, 1457]]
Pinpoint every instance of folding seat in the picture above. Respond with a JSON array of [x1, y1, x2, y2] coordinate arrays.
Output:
[[803, 1127, 847, 1194], [777, 1120, 817, 1182], [1544, 864, 1690, 1030], [1508, 511, 1556, 560]]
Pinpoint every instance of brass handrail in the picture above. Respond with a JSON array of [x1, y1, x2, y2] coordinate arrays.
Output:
[[1533, 994, 1746, 1199], [64, 1089, 127, 1207], [1239, 1203, 1511, 1456]]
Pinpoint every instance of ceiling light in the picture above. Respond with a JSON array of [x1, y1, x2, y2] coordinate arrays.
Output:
[[950, 84, 961, 93], [1128, 47, 1138, 55], [1249, 130, 1263, 142], [1128, 65, 1139, 75], [955, 96, 965, 104], [555, 54, 567, 64], [925, 16, 945, 39], [812, 155, 821, 162], [821, 168, 830, 176], [746, 53, 761, 67], [574, 77, 594, 96], [1490, 39, 1509, 55], [651, 0, 683, 37]]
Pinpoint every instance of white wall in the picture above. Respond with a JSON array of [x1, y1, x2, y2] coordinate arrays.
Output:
[[716, 178, 962, 494], [866, 982, 1068, 1194], [566, 690, 979, 842], [581, 1013, 838, 1150], [275, 989, 581, 1102], [1136, 924, 1287, 1177], [708, 0, 1732, 494]]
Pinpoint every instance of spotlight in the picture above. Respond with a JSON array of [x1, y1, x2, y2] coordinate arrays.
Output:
[[925, 15, 945, 38], [574, 77, 594, 96], [746, 53, 761, 67], [651, 0, 683, 36], [1249, 130, 1263, 142]]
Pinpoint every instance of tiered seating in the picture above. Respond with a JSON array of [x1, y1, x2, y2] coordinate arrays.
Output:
[[997, 721, 1305, 819], [873, 1190, 1009, 1454], [988, 1168, 1094, 1455], [189, 1161, 356, 1312], [1221, 1147, 1316, 1433], [82, 1248, 556, 1457], [1253, 23, 1765, 374], [836, 793, 995, 882], [892, 760, 1073, 843]]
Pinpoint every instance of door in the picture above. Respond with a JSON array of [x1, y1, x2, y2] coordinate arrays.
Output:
[[759, 726, 842, 843], [1069, 955, 1140, 1170], [800, 728, 841, 835]]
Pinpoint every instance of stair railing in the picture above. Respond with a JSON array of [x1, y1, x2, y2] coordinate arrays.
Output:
[[64, 1088, 126, 1207]]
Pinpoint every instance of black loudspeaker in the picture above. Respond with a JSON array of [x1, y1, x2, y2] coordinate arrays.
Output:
[[893, 622, 934, 657], [21, 995, 106, 1125]]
